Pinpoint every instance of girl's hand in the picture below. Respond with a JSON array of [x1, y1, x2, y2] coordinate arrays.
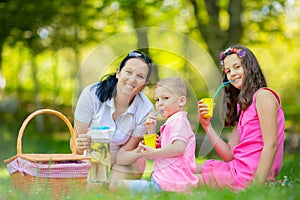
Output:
[[156, 135, 161, 148], [76, 134, 91, 154], [139, 143, 156, 160], [197, 99, 212, 132]]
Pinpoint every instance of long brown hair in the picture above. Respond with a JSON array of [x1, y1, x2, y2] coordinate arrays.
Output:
[[221, 45, 267, 127]]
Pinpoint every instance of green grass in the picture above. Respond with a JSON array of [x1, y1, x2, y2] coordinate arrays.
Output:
[[1, 154, 299, 200]]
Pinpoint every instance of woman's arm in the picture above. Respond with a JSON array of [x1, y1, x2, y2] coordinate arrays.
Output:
[[74, 119, 89, 138], [255, 89, 279, 183], [116, 135, 143, 165], [72, 119, 90, 155], [72, 85, 95, 155]]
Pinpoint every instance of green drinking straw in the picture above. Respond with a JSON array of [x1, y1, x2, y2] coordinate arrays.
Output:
[[213, 80, 234, 99]]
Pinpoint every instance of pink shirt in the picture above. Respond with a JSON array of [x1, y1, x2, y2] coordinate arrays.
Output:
[[152, 111, 198, 192]]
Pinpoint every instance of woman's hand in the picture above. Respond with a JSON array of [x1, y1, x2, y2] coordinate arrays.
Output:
[[73, 119, 90, 155], [76, 134, 91, 155], [197, 99, 212, 133]]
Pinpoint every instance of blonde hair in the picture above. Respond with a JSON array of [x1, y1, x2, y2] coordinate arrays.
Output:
[[156, 77, 186, 97]]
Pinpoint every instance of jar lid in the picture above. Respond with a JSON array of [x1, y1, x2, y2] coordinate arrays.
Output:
[[91, 126, 110, 130], [87, 126, 111, 139]]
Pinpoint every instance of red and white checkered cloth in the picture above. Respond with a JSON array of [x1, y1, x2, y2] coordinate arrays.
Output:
[[7, 157, 91, 178]]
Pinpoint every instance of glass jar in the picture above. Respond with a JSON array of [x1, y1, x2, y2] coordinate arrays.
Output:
[[87, 126, 111, 183]]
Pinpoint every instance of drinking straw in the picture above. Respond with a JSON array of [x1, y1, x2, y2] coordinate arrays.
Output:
[[213, 80, 234, 99], [154, 110, 161, 116], [149, 110, 161, 134]]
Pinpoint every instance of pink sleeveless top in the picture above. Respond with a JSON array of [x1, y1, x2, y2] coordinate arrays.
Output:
[[235, 88, 285, 184], [202, 88, 285, 190]]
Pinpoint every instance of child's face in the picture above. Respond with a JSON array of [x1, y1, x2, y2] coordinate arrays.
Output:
[[154, 86, 183, 118], [223, 54, 244, 90]]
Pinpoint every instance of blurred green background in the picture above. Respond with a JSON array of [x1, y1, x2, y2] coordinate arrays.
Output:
[[1, 0, 300, 173]]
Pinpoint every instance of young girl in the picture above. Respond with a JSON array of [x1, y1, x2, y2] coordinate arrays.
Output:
[[119, 77, 199, 194], [196, 45, 285, 191]]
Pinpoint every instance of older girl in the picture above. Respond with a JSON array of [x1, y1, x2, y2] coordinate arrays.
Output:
[[196, 45, 285, 191]]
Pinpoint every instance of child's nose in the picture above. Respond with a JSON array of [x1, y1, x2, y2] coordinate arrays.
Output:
[[157, 100, 163, 106], [230, 69, 237, 76]]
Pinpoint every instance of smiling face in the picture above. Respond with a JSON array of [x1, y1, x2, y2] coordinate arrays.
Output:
[[223, 54, 244, 90], [116, 58, 149, 100]]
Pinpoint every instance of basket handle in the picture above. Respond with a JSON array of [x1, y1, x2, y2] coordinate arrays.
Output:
[[17, 109, 76, 155]]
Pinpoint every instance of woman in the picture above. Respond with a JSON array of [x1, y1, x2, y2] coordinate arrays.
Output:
[[73, 50, 154, 191]]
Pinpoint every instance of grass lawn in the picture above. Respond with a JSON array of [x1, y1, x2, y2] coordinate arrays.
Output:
[[0, 154, 299, 200]]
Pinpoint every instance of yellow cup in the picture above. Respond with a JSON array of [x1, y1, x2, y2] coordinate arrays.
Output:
[[143, 134, 157, 149], [201, 98, 214, 118]]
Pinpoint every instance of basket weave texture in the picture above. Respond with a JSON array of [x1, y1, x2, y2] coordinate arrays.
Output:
[[4, 109, 92, 198]]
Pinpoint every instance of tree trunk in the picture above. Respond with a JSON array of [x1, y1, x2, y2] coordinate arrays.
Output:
[[31, 52, 44, 132], [189, 0, 243, 66]]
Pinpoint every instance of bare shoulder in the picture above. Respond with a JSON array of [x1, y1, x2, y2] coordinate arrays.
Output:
[[256, 89, 278, 109]]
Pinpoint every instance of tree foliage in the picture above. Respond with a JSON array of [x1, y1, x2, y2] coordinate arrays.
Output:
[[0, 0, 299, 133]]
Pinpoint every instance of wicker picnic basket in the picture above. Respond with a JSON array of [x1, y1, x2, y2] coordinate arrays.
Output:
[[4, 109, 92, 198]]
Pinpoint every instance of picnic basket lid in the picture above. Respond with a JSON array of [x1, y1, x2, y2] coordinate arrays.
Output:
[[4, 109, 90, 163]]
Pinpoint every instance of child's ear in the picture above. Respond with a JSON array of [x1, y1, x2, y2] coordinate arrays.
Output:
[[179, 96, 186, 107]]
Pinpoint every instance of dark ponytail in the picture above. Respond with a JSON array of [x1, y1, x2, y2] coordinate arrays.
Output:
[[95, 74, 118, 103], [95, 50, 153, 103]]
